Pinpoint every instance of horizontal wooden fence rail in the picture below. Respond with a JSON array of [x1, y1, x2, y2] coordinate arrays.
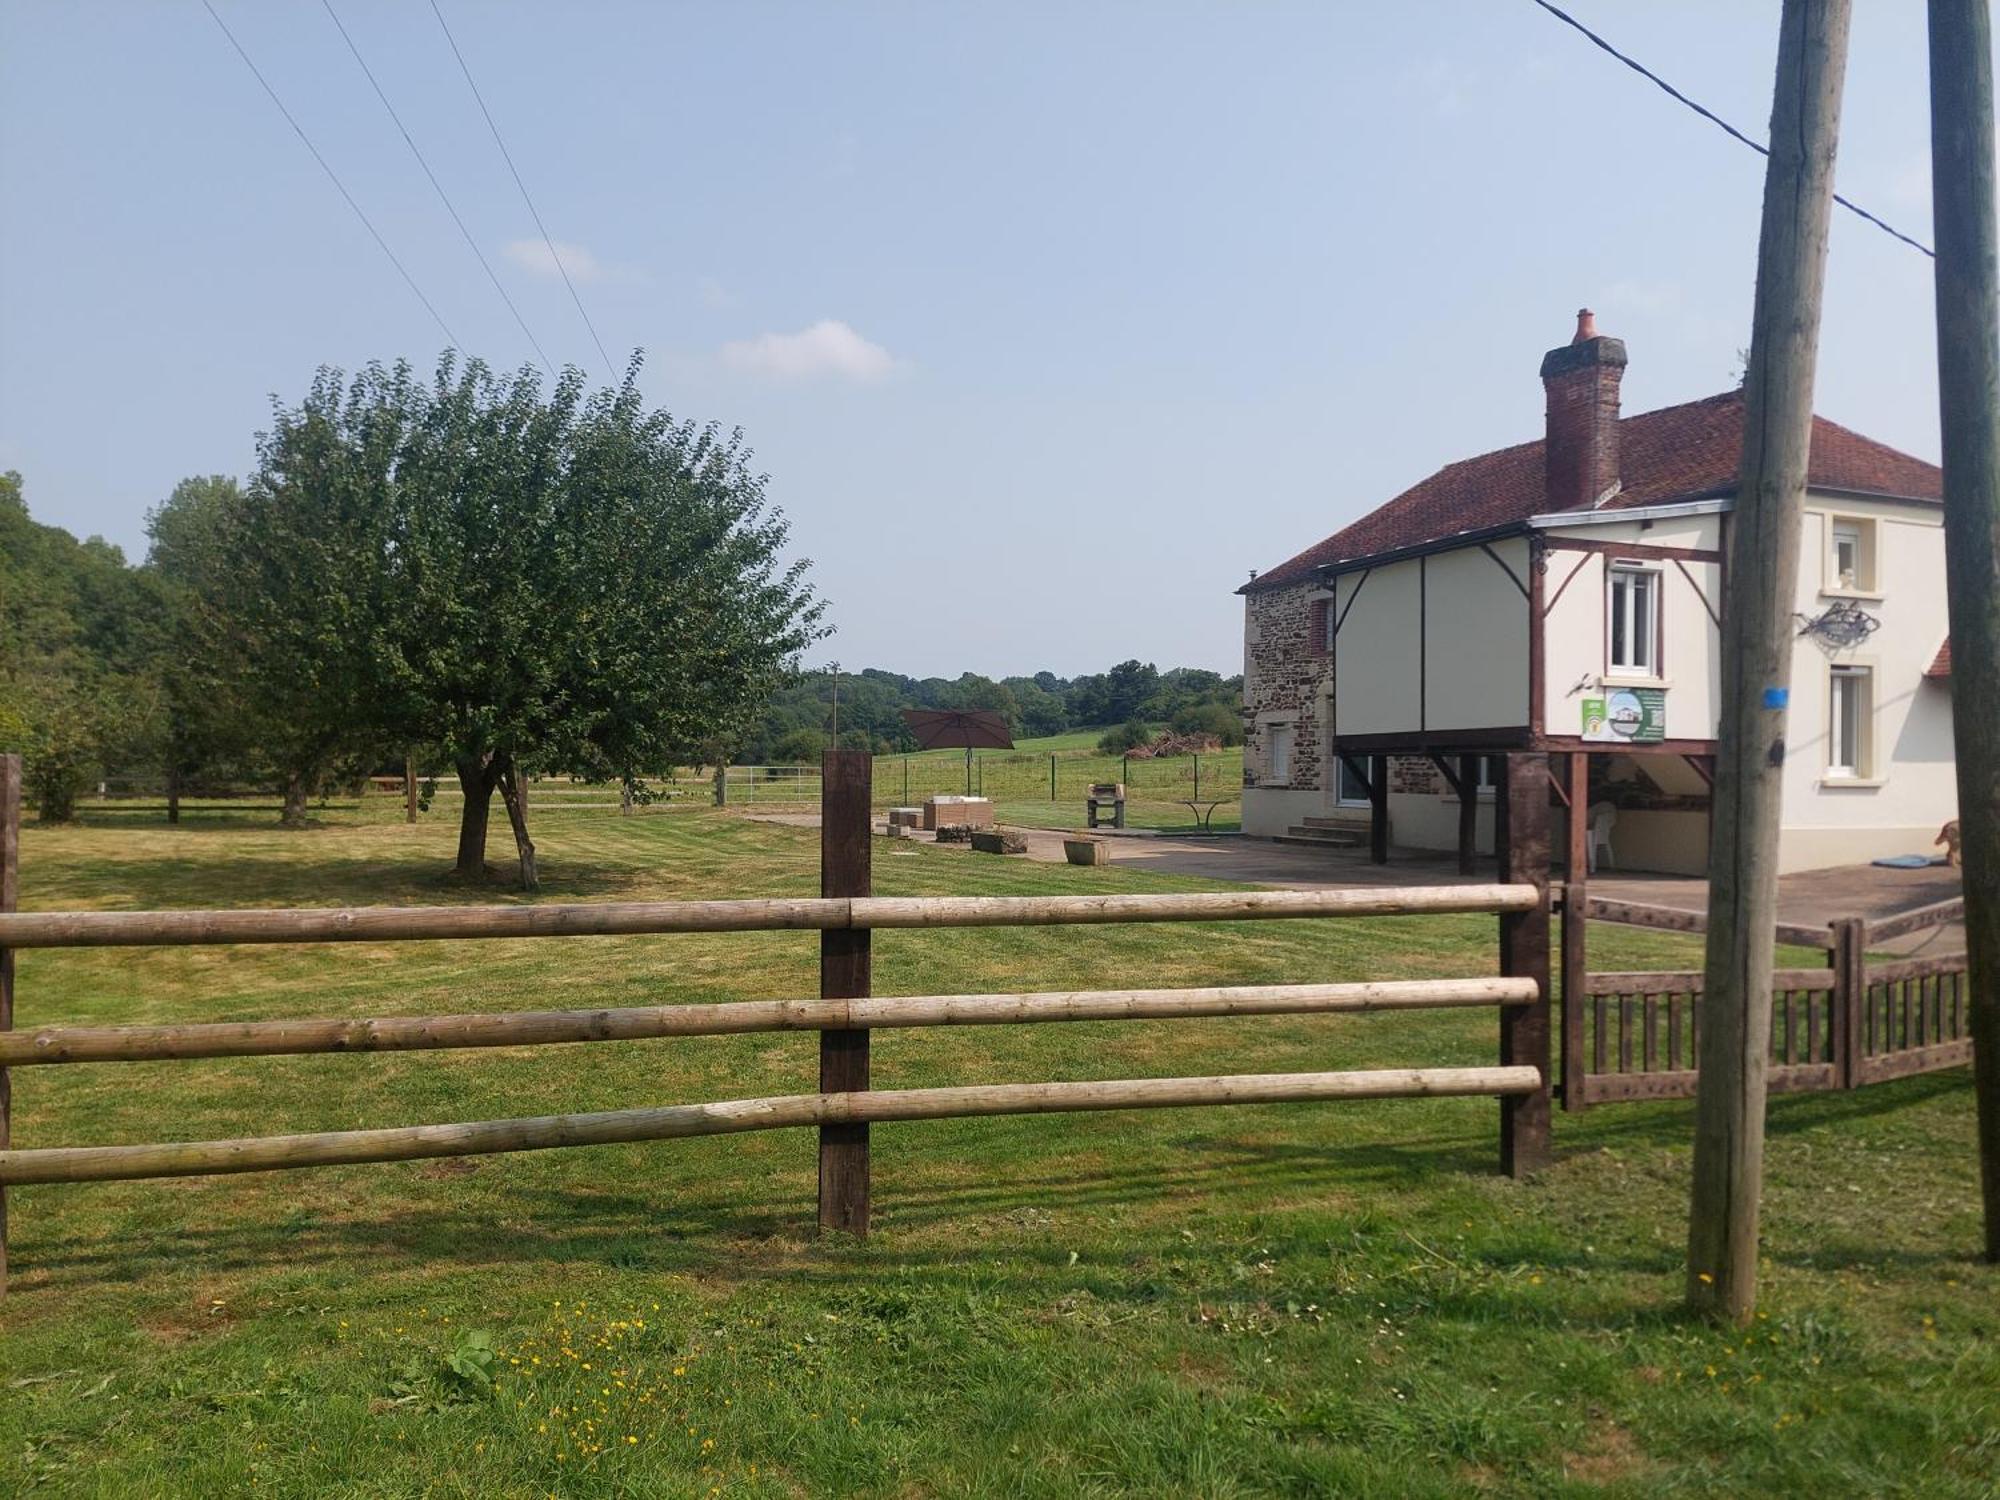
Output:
[[0, 978, 1538, 1067], [1575, 893, 1834, 951], [0, 749, 1561, 1295], [0, 1068, 1543, 1187], [0, 885, 1537, 950]]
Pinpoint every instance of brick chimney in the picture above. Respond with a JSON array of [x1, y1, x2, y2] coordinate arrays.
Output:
[[1539, 308, 1627, 512]]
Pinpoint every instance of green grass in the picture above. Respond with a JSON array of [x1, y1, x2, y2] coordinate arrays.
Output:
[[1, 799, 1993, 1497]]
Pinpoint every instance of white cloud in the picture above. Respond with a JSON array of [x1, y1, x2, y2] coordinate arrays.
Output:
[[718, 320, 898, 382], [502, 238, 606, 283]]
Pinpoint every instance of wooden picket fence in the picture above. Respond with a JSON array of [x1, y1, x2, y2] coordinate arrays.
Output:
[[0, 752, 1557, 1295], [1561, 892, 1973, 1107]]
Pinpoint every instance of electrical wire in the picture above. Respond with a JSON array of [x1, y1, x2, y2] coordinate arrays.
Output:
[[1526, 0, 1934, 258], [426, 0, 619, 376], [319, 0, 555, 375], [199, 0, 464, 349]]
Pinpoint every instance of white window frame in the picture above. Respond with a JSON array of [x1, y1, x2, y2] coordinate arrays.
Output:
[[1607, 565, 1661, 678], [1822, 514, 1879, 596], [1826, 664, 1874, 780], [1334, 756, 1370, 807], [1266, 722, 1294, 786]]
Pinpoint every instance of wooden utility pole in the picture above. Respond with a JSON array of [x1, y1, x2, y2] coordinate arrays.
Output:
[[1688, 0, 1852, 1322], [1928, 0, 2000, 1261]]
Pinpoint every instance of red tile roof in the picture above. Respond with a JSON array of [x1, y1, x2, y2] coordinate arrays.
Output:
[[1246, 389, 1942, 592], [1927, 640, 1952, 678]]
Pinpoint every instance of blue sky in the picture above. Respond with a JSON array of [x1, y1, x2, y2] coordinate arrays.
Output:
[[0, 2, 1959, 676]]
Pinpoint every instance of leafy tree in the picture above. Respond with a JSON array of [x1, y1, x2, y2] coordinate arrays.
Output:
[[771, 727, 827, 762], [1169, 700, 1244, 746], [142, 476, 261, 821], [244, 354, 824, 887], [1096, 718, 1153, 755], [0, 472, 160, 822]]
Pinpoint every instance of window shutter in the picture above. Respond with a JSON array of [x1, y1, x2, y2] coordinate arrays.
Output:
[[1309, 599, 1328, 654]]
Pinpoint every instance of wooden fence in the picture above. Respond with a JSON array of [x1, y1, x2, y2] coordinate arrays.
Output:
[[1561, 892, 1973, 1107], [0, 751, 1554, 1295]]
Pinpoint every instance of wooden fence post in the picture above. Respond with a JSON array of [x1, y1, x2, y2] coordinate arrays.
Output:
[[818, 749, 872, 1234], [1831, 915, 1866, 1088], [1498, 752, 1553, 1174], [405, 755, 419, 824], [1, 753, 20, 1297], [1560, 751, 1589, 1111]]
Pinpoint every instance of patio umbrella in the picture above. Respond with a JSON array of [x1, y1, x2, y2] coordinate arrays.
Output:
[[900, 709, 1015, 794]]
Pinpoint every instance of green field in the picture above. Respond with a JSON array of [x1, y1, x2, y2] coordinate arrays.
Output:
[[0, 799, 1993, 1496]]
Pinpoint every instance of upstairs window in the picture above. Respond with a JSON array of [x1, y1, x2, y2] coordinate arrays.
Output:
[[1607, 566, 1660, 677], [1826, 516, 1878, 593]]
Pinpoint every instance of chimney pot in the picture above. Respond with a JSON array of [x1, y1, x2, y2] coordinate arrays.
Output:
[[1573, 308, 1597, 343]]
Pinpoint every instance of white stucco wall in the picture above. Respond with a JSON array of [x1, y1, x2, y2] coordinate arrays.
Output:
[[1425, 541, 1530, 731], [1776, 500, 1957, 871], [1333, 544, 1530, 738], [1333, 559, 1423, 735], [1539, 537, 1723, 743]]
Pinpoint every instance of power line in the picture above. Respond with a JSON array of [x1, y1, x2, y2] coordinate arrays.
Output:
[[1526, 0, 1934, 258], [199, 0, 463, 350], [319, 0, 556, 376], [426, 0, 618, 377]]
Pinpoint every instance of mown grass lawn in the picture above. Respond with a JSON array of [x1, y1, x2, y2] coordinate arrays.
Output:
[[0, 800, 1993, 1497]]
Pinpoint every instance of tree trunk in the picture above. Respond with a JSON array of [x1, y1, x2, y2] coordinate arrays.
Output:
[[454, 754, 498, 879], [280, 771, 310, 828], [166, 763, 181, 827], [495, 756, 539, 891]]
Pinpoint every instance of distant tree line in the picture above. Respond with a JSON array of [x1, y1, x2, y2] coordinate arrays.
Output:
[[740, 660, 1244, 764], [0, 354, 822, 889]]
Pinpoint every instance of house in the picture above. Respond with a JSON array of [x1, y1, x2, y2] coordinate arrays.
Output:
[[1239, 311, 1957, 876]]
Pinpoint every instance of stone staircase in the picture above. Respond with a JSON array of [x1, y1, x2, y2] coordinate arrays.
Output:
[[1273, 813, 1372, 849]]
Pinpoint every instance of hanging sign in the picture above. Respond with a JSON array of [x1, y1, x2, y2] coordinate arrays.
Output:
[[1581, 687, 1666, 744]]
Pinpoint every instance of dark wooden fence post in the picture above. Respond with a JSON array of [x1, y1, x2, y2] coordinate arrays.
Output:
[[1498, 752, 1553, 1174], [1560, 750, 1589, 1111], [1831, 915, 1866, 1089], [1, 753, 19, 1296], [818, 749, 872, 1234]]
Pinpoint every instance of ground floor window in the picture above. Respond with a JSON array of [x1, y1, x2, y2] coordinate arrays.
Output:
[[1335, 756, 1369, 805], [1828, 666, 1873, 778], [1267, 723, 1294, 784]]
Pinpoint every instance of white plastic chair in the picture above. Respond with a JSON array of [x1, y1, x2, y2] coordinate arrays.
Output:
[[1587, 802, 1617, 873]]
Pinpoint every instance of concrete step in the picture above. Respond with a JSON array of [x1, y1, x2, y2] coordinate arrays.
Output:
[[1276, 826, 1367, 847], [1299, 814, 1371, 830]]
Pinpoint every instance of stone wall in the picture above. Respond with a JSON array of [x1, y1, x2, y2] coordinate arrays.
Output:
[[1241, 580, 1330, 791]]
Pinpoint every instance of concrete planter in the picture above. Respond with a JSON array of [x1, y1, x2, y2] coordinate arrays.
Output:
[[1063, 836, 1110, 866]]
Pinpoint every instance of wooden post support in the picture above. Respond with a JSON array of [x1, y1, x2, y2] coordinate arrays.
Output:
[[713, 763, 727, 807], [1928, 0, 2000, 1263], [1830, 916, 1865, 1089], [1, 753, 19, 1297], [1561, 751, 1589, 1112], [1369, 753, 1389, 865], [818, 749, 872, 1234], [1498, 752, 1553, 1173], [1457, 754, 1479, 876], [405, 755, 419, 824], [1689, 0, 1852, 1323]]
